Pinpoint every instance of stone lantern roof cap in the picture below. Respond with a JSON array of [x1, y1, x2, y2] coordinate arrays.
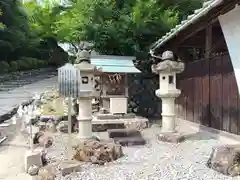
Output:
[[74, 61, 96, 72], [152, 60, 185, 74], [76, 49, 91, 63], [162, 50, 174, 60]]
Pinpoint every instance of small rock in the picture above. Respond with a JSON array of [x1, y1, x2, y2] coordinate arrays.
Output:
[[37, 133, 53, 148], [33, 131, 44, 144], [37, 164, 57, 180], [28, 165, 39, 176], [46, 120, 57, 133], [57, 121, 68, 133], [38, 122, 47, 131], [59, 160, 81, 176]]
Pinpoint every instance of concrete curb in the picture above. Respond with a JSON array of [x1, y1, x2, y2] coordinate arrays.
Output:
[[177, 118, 240, 143]]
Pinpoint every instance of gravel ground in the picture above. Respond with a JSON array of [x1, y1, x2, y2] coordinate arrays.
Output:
[[1, 123, 240, 180], [43, 126, 240, 180]]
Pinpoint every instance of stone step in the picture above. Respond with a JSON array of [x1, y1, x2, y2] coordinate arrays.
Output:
[[114, 137, 146, 146], [108, 129, 141, 138], [92, 123, 125, 132]]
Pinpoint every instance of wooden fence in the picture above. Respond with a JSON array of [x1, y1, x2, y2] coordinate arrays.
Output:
[[176, 53, 240, 134]]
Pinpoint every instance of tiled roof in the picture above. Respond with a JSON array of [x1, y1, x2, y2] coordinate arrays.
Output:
[[150, 0, 223, 51]]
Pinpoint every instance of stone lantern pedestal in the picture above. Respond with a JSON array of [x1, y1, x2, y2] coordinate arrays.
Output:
[[77, 96, 93, 139], [152, 51, 185, 143]]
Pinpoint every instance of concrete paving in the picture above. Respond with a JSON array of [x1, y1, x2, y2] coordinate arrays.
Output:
[[0, 76, 57, 180], [0, 76, 57, 117]]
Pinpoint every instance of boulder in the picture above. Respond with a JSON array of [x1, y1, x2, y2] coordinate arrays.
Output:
[[37, 164, 57, 180], [207, 145, 240, 176], [73, 140, 123, 165]]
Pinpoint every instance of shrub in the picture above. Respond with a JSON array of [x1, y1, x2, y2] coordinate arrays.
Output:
[[10, 61, 18, 71], [16, 59, 29, 71], [37, 60, 46, 67], [0, 61, 10, 73]]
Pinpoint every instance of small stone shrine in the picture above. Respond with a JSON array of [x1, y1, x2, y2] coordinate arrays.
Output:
[[152, 50, 185, 143]]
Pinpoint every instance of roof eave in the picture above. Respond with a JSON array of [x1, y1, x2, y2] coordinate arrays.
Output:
[[150, 0, 224, 52]]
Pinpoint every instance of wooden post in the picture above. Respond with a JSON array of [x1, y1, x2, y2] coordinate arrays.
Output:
[[68, 97, 72, 135], [124, 74, 128, 98], [205, 24, 212, 59], [29, 117, 34, 152]]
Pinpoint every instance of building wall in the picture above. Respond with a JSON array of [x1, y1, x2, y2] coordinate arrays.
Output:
[[218, 5, 240, 93], [176, 53, 240, 134]]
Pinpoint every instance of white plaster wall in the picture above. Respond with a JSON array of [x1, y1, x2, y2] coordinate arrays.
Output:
[[218, 5, 240, 93]]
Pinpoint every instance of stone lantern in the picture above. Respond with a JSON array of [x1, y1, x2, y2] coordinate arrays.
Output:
[[74, 48, 96, 140], [152, 50, 185, 142]]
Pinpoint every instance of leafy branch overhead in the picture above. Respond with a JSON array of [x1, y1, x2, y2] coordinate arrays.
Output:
[[0, 0, 203, 72]]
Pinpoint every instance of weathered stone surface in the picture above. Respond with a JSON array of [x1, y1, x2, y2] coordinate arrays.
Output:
[[157, 132, 185, 143], [97, 114, 119, 120], [57, 121, 68, 133], [28, 165, 39, 176], [38, 134, 53, 148], [92, 124, 107, 132], [46, 120, 57, 133], [124, 119, 148, 130], [152, 59, 184, 74], [37, 164, 57, 180], [122, 113, 136, 119], [33, 132, 44, 144], [38, 122, 47, 131], [33, 132, 53, 148], [114, 137, 146, 146], [59, 160, 81, 176], [108, 129, 141, 138], [207, 145, 240, 176], [73, 140, 123, 165], [24, 150, 43, 173]]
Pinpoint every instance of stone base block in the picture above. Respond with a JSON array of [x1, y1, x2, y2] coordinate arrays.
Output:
[[114, 137, 146, 146], [24, 149, 43, 172], [157, 132, 185, 143], [59, 160, 81, 176], [108, 129, 141, 138]]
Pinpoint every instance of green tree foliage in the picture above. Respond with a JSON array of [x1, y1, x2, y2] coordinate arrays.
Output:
[[0, 0, 68, 73], [0, 0, 203, 73], [54, 0, 203, 72]]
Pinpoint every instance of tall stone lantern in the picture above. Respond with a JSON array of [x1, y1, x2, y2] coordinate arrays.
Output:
[[74, 48, 96, 140], [152, 50, 185, 143]]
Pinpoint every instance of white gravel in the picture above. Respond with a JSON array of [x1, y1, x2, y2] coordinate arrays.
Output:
[[46, 126, 240, 180]]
